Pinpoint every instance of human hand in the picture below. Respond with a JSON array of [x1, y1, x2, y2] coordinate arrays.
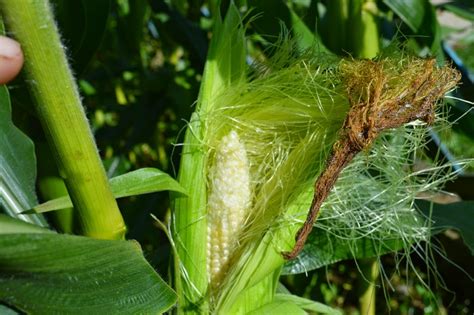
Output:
[[0, 36, 24, 84]]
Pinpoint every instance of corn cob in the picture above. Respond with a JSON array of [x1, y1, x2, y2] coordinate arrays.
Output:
[[207, 130, 251, 286]]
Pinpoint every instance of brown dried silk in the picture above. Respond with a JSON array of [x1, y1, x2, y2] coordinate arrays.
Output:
[[283, 58, 460, 260]]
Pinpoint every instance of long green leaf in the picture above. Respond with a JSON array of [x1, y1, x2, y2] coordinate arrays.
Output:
[[417, 200, 474, 255], [0, 233, 176, 314], [30, 168, 186, 213], [0, 304, 17, 314], [283, 227, 404, 275], [442, 3, 474, 21], [383, 0, 442, 60], [248, 0, 328, 52], [284, 199, 474, 274], [109, 167, 187, 197], [383, 0, 426, 32], [0, 86, 47, 227]]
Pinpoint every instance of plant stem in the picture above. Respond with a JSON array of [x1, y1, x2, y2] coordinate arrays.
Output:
[[325, 0, 349, 54], [358, 258, 379, 315], [350, 0, 380, 59], [37, 143, 73, 233], [0, 0, 126, 239]]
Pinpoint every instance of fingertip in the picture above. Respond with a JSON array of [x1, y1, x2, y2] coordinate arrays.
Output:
[[0, 36, 24, 84]]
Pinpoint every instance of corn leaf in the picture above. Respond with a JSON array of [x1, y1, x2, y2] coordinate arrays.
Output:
[[417, 200, 474, 255], [383, 0, 442, 58], [283, 199, 474, 274], [283, 227, 404, 275], [442, 3, 474, 21], [0, 85, 48, 227], [29, 168, 186, 213], [248, 0, 329, 52], [0, 215, 53, 234], [0, 232, 176, 314], [383, 0, 426, 33], [0, 304, 17, 315]]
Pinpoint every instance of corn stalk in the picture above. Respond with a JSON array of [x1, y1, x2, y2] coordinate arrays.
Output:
[[0, 0, 126, 240]]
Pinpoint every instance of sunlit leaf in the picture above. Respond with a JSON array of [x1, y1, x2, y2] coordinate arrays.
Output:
[[30, 168, 187, 213]]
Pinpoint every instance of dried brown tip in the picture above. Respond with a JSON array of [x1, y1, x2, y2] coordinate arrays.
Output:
[[340, 58, 461, 151], [282, 58, 461, 260]]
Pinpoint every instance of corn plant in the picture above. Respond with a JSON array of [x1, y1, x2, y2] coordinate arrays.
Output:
[[0, 0, 472, 314]]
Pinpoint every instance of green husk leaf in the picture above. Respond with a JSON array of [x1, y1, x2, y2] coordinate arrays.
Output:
[[0, 233, 176, 314], [227, 270, 280, 314], [28, 168, 186, 213], [171, 3, 247, 313]]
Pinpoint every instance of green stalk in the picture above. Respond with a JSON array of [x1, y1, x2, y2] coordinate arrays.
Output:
[[0, 0, 126, 239], [349, 0, 380, 58], [357, 258, 379, 315], [325, 0, 350, 54], [38, 177, 73, 233], [37, 143, 73, 233]]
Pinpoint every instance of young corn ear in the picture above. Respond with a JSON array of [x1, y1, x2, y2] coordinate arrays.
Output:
[[207, 130, 251, 287]]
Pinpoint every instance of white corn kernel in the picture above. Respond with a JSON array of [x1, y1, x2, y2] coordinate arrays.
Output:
[[207, 130, 251, 286]]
